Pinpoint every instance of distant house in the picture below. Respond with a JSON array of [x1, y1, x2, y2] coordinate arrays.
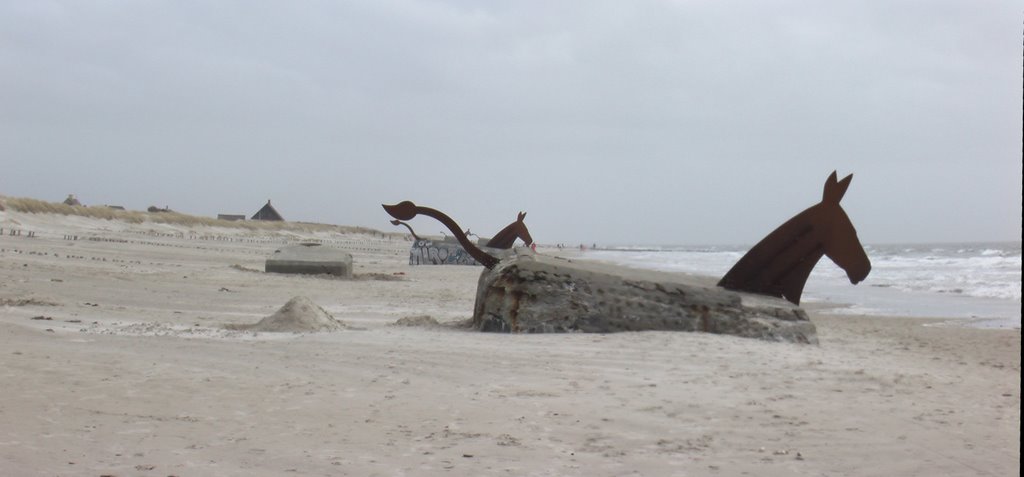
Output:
[[252, 200, 284, 221], [63, 194, 82, 206], [105, 205, 125, 210], [218, 214, 246, 222]]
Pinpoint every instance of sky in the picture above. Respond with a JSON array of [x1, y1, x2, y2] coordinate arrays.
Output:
[[1, 0, 1021, 246]]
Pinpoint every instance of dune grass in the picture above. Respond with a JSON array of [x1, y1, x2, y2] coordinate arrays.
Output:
[[0, 195, 385, 235]]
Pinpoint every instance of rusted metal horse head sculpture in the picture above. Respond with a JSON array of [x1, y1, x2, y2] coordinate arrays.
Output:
[[383, 201, 534, 269], [718, 171, 871, 305], [485, 212, 533, 249]]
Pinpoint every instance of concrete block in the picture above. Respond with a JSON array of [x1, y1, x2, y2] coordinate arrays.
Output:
[[407, 240, 516, 266], [471, 250, 817, 344], [265, 243, 353, 277]]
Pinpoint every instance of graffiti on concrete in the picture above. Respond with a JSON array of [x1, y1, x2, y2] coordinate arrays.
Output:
[[408, 239, 481, 266], [392, 220, 479, 265]]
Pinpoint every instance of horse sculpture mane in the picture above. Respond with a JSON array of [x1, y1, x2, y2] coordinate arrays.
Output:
[[718, 171, 871, 305], [384, 201, 533, 269]]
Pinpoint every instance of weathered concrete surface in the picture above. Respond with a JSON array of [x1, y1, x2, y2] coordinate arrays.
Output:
[[472, 251, 818, 344], [265, 243, 353, 277]]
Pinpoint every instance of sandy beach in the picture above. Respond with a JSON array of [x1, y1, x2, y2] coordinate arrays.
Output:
[[0, 210, 1019, 477]]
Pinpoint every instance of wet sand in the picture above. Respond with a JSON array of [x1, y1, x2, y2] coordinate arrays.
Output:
[[0, 210, 1018, 476]]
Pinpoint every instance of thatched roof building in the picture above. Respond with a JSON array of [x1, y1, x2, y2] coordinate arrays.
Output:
[[252, 200, 284, 221]]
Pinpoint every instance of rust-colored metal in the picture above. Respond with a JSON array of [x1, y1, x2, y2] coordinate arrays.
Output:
[[383, 201, 505, 268], [485, 212, 533, 249], [718, 171, 871, 305], [390, 220, 422, 241]]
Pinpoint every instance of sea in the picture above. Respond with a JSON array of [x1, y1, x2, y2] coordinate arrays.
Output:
[[579, 242, 1021, 329]]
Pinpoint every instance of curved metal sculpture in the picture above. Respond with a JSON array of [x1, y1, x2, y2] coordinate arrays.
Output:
[[389, 207, 534, 267], [383, 201, 501, 268], [390, 220, 422, 241], [718, 171, 871, 305]]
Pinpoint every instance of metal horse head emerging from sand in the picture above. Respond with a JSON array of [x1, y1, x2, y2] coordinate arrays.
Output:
[[483, 211, 533, 250], [718, 171, 871, 305], [383, 201, 533, 269]]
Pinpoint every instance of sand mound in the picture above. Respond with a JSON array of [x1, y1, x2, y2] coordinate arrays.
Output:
[[226, 296, 346, 332], [393, 315, 440, 327]]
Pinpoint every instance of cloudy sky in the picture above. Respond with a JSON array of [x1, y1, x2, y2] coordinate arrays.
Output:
[[2, 0, 1020, 245]]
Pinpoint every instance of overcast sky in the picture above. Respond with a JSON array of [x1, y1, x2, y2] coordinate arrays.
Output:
[[2, 0, 1020, 245]]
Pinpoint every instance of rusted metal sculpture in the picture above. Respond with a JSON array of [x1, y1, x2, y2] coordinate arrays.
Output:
[[484, 212, 533, 249], [390, 220, 422, 241], [383, 201, 533, 269], [718, 171, 871, 305]]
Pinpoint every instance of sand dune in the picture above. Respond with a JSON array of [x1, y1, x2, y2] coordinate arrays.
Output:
[[0, 209, 1018, 476]]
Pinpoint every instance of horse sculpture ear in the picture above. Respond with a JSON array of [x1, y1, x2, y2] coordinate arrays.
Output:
[[823, 171, 853, 204], [518, 211, 527, 222]]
